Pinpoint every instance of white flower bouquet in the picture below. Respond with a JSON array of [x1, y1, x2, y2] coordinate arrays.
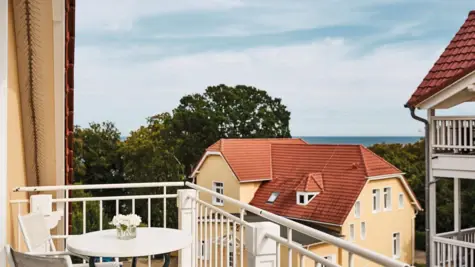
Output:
[[110, 214, 142, 240]]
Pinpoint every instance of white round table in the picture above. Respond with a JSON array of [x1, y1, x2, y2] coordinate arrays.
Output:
[[67, 228, 192, 267]]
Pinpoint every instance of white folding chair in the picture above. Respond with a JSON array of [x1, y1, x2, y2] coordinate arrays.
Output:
[[5, 245, 74, 267], [18, 213, 121, 267]]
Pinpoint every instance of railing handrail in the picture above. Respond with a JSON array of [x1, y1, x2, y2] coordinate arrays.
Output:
[[436, 227, 475, 238], [432, 116, 475, 120], [185, 182, 409, 267], [434, 236, 475, 250], [12, 181, 185, 192]]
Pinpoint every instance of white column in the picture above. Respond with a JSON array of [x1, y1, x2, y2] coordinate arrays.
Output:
[[245, 221, 279, 267], [178, 189, 197, 267], [428, 109, 437, 267], [0, 0, 8, 266], [454, 178, 461, 233]]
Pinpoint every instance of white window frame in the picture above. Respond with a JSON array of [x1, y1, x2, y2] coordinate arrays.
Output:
[[392, 232, 401, 259], [372, 189, 380, 213], [349, 224, 355, 242], [212, 181, 224, 206], [267, 192, 279, 203], [360, 222, 366, 240], [354, 201, 361, 218], [383, 187, 392, 211], [398, 193, 404, 209], [228, 242, 234, 267], [296, 192, 318, 205]]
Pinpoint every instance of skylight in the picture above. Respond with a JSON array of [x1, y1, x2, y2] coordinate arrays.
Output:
[[267, 192, 279, 203]]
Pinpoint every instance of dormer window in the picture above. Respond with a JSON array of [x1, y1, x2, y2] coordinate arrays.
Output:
[[296, 192, 318, 205]]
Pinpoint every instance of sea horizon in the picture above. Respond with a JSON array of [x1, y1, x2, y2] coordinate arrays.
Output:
[[299, 136, 422, 147]]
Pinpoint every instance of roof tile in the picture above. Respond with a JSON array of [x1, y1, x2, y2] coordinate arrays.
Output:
[[407, 11, 475, 107]]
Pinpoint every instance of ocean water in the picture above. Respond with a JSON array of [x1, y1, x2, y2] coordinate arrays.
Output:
[[300, 136, 422, 147]]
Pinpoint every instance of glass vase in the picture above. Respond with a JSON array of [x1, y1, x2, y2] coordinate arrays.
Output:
[[116, 226, 137, 240]]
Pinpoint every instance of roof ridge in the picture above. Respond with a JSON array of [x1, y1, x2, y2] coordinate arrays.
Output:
[[358, 145, 370, 177]]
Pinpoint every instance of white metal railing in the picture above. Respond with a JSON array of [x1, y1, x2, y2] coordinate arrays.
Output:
[[185, 182, 409, 267], [10, 181, 184, 267], [9, 181, 411, 267], [431, 116, 475, 153], [434, 236, 475, 267]]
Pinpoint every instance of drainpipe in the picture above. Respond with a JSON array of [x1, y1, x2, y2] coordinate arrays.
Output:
[[408, 107, 430, 267]]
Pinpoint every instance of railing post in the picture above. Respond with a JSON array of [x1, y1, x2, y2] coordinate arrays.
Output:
[[245, 221, 279, 267], [178, 189, 197, 267]]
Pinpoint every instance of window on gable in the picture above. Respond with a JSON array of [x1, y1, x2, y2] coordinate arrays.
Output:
[[349, 224, 355, 241], [398, 193, 404, 209], [354, 201, 361, 218], [212, 182, 224, 206], [392, 233, 401, 258], [372, 189, 380, 212], [267, 192, 279, 203], [361, 222, 366, 240], [200, 240, 208, 260], [384, 187, 392, 211]]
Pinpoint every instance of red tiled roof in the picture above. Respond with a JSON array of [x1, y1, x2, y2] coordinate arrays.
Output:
[[203, 138, 307, 182], [406, 11, 475, 107], [249, 144, 403, 225], [294, 173, 324, 192]]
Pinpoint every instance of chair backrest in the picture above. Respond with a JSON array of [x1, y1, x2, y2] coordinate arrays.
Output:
[[18, 213, 56, 253], [5, 245, 73, 267]]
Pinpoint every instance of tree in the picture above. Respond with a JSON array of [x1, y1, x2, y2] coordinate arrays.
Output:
[[166, 84, 292, 174], [73, 122, 125, 219], [120, 113, 185, 228]]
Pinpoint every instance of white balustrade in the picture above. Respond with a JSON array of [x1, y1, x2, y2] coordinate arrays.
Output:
[[432, 116, 475, 153], [9, 181, 411, 267]]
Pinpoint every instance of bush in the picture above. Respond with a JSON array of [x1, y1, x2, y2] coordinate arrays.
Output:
[[415, 231, 426, 250]]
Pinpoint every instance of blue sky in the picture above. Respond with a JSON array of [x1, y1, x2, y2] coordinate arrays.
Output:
[[74, 0, 475, 136]]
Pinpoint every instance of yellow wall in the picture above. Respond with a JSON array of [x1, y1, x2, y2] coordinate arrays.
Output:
[[341, 178, 416, 267], [196, 155, 241, 213], [306, 243, 340, 267], [7, 0, 29, 250], [239, 181, 261, 204]]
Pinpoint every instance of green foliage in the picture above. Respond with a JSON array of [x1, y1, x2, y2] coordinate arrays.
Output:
[[166, 84, 292, 173], [71, 187, 112, 235], [72, 85, 292, 230], [415, 231, 426, 250]]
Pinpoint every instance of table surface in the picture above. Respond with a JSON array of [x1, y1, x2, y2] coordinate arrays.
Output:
[[66, 228, 192, 258]]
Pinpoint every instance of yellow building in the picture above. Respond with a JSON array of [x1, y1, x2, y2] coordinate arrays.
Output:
[[1, 0, 75, 253], [191, 138, 422, 267]]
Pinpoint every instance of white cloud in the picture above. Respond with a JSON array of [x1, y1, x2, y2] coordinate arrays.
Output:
[[75, 38, 441, 136]]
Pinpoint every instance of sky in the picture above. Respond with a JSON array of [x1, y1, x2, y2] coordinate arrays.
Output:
[[74, 0, 475, 137]]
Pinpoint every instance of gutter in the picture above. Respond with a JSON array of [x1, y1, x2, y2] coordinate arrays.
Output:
[[408, 107, 430, 267]]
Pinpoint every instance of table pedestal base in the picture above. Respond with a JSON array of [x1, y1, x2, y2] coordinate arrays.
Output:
[[88, 257, 136, 267]]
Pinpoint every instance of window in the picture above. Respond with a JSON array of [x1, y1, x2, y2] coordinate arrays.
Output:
[[383, 187, 392, 210], [372, 189, 380, 212], [200, 240, 208, 260], [354, 201, 361, 218], [398, 193, 404, 209], [349, 224, 355, 241], [267, 192, 279, 203], [212, 182, 224, 206], [392, 233, 400, 259], [297, 192, 319, 205], [360, 222, 366, 240]]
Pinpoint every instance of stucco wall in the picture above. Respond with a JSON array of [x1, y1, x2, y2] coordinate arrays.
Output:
[[7, 0, 28, 250], [196, 155, 241, 214], [239, 182, 261, 204], [341, 178, 416, 266]]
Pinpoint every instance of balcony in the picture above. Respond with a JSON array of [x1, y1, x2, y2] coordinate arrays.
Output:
[[434, 227, 475, 267], [8, 181, 410, 267], [431, 116, 475, 179]]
